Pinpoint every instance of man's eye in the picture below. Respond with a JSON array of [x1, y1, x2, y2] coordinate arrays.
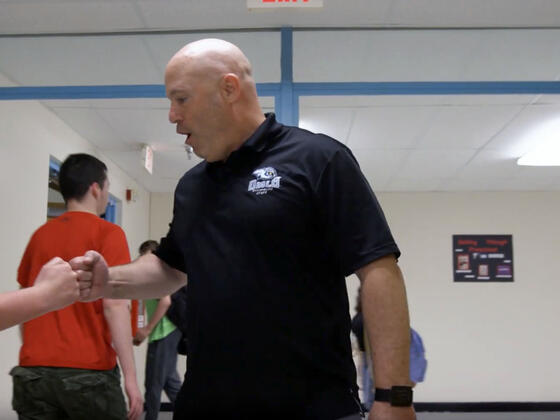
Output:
[[176, 98, 186, 104]]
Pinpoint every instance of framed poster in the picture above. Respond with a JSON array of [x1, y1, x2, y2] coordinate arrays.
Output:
[[452, 235, 514, 282]]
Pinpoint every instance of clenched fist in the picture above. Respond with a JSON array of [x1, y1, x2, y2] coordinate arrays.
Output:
[[34, 257, 80, 311], [69, 250, 109, 302]]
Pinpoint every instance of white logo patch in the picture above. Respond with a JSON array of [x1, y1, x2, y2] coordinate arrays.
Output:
[[248, 167, 282, 195]]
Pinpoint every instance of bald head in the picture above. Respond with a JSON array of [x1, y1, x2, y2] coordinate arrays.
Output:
[[168, 39, 253, 85], [165, 39, 265, 162]]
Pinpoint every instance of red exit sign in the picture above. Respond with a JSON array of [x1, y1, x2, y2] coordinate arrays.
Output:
[[247, 0, 323, 9]]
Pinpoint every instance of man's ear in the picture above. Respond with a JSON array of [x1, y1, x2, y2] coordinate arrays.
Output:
[[220, 73, 241, 103], [90, 182, 101, 199]]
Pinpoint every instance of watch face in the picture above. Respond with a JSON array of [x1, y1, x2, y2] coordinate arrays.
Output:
[[391, 386, 413, 407]]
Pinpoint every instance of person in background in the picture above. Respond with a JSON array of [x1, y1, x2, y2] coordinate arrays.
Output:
[[72, 39, 415, 420], [352, 288, 427, 411], [11, 153, 142, 420], [133, 240, 182, 420], [351, 289, 372, 411], [408, 329, 427, 387]]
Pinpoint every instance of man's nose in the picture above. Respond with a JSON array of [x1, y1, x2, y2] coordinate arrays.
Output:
[[169, 106, 180, 123]]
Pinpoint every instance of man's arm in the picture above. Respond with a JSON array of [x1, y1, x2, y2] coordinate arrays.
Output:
[[133, 296, 171, 345], [103, 298, 143, 420], [356, 254, 416, 420], [72, 251, 187, 301]]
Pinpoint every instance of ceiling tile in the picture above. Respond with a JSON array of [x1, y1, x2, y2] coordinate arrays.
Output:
[[354, 148, 410, 191], [0, 36, 162, 85], [94, 107, 177, 146], [294, 30, 480, 82], [389, 0, 560, 27], [454, 149, 524, 180], [417, 104, 524, 149], [484, 103, 560, 157], [0, 1, 144, 34], [462, 29, 560, 81], [534, 95, 560, 105], [348, 106, 438, 149], [397, 149, 476, 179], [47, 106, 129, 151], [299, 107, 355, 144]]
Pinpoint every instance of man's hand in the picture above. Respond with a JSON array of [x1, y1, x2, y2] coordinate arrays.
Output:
[[34, 257, 80, 311], [69, 250, 109, 301], [124, 377, 143, 420], [368, 402, 416, 420], [132, 326, 150, 346]]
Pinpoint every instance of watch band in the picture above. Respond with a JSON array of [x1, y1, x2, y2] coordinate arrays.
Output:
[[374, 386, 413, 407]]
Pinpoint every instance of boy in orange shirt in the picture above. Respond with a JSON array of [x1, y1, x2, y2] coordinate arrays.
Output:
[[11, 153, 142, 420]]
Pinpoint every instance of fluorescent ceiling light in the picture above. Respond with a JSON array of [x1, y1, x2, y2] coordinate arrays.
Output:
[[517, 119, 560, 166]]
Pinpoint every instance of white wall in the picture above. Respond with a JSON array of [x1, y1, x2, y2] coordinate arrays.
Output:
[[150, 192, 174, 242], [376, 191, 560, 402], [0, 98, 150, 417], [150, 191, 560, 403]]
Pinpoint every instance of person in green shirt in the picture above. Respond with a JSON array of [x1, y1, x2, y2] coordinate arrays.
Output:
[[133, 240, 182, 420]]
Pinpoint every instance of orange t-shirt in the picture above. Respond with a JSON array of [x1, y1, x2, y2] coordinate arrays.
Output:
[[18, 211, 132, 370]]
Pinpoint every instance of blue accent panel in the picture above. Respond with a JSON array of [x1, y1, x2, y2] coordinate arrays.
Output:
[[292, 91, 300, 127], [0, 84, 165, 100], [276, 27, 298, 126], [2, 81, 559, 101], [256, 83, 281, 97], [0, 83, 280, 100], [281, 27, 293, 83], [294, 81, 560, 95], [278, 81, 296, 126]]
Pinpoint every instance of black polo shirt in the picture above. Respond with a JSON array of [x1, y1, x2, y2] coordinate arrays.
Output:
[[156, 113, 400, 419]]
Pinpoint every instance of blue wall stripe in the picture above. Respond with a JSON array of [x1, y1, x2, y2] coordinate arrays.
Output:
[[256, 83, 280, 97], [292, 89, 300, 127], [0, 83, 279, 99], [281, 27, 293, 83], [2, 81, 560, 101], [276, 27, 299, 126], [0, 84, 166, 100]]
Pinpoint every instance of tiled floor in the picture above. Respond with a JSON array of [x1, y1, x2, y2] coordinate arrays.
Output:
[[147, 412, 560, 419], [416, 413, 560, 420]]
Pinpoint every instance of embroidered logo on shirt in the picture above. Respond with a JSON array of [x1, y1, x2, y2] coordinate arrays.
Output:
[[248, 167, 282, 195]]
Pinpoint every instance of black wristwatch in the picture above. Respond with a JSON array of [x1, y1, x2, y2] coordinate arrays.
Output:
[[374, 386, 413, 407]]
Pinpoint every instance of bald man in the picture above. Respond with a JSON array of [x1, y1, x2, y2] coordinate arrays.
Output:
[[74, 39, 416, 420]]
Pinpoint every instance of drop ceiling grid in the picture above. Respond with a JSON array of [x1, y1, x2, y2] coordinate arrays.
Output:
[[0, 36, 162, 86]]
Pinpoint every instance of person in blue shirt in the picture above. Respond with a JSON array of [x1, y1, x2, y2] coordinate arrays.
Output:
[[351, 290, 427, 410]]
